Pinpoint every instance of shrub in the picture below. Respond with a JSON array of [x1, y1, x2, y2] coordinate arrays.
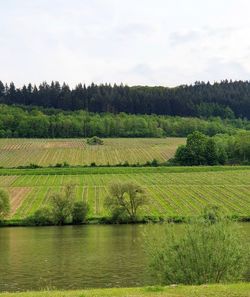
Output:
[[63, 161, 70, 167], [28, 163, 41, 169], [146, 215, 248, 285], [203, 204, 224, 223], [86, 136, 104, 145], [50, 184, 75, 225], [72, 201, 89, 224], [54, 161, 70, 168], [151, 159, 159, 167], [29, 206, 53, 225], [0, 189, 10, 220]]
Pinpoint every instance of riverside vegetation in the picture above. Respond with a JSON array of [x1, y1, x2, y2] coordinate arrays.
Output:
[[146, 207, 249, 285]]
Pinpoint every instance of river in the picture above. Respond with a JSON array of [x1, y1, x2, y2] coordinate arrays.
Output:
[[0, 223, 249, 292]]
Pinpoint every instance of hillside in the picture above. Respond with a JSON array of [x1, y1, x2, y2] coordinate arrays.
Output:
[[1, 166, 249, 222], [0, 138, 184, 167]]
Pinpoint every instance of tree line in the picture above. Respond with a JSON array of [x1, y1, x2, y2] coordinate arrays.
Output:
[[172, 131, 250, 165], [1, 80, 250, 118], [0, 104, 249, 138]]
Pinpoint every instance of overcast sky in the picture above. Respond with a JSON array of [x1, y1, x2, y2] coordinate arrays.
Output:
[[1, 0, 250, 87]]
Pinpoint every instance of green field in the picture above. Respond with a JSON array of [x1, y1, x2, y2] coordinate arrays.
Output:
[[1, 166, 250, 220], [0, 138, 185, 167], [0, 284, 249, 297]]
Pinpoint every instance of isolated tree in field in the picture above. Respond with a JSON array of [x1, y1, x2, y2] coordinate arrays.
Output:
[[86, 136, 104, 145], [72, 201, 89, 224], [0, 189, 10, 220], [146, 207, 248, 285], [105, 182, 147, 222], [50, 184, 75, 225]]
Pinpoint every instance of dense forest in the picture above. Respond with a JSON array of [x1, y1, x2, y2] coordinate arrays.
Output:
[[1, 80, 250, 118], [0, 105, 249, 138]]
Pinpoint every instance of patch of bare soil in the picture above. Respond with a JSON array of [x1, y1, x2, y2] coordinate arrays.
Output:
[[8, 187, 32, 216]]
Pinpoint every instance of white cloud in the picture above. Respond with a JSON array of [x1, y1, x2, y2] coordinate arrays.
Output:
[[0, 0, 250, 86]]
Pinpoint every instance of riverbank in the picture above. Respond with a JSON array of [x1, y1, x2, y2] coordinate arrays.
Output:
[[1, 213, 250, 227], [0, 283, 249, 297]]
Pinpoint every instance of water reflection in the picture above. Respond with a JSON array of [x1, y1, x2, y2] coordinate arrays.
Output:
[[0, 224, 249, 292]]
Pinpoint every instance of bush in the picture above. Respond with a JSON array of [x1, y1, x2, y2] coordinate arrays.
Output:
[[151, 159, 159, 167], [86, 136, 104, 145], [203, 204, 224, 223], [49, 184, 75, 225], [72, 201, 89, 224], [146, 213, 248, 285], [28, 163, 41, 169], [29, 206, 53, 225], [0, 189, 10, 220]]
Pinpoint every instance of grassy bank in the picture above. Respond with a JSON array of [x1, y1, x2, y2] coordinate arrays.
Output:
[[0, 284, 250, 297]]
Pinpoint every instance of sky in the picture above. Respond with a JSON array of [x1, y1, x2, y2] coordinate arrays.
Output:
[[1, 0, 250, 87]]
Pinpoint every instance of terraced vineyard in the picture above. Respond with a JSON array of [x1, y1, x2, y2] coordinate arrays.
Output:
[[0, 138, 185, 167], [1, 167, 250, 220]]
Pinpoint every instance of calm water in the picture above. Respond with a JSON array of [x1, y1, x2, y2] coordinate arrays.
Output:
[[0, 224, 249, 292]]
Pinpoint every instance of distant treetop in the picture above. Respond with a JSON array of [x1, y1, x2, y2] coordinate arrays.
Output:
[[1, 80, 250, 118]]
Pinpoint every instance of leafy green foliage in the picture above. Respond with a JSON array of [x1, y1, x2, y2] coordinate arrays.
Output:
[[173, 131, 223, 165], [50, 184, 75, 225], [146, 213, 248, 285], [87, 136, 104, 145], [0, 104, 249, 138], [0, 189, 10, 220], [29, 206, 53, 226], [72, 201, 89, 224], [203, 205, 224, 224], [105, 182, 148, 222], [173, 131, 250, 166]]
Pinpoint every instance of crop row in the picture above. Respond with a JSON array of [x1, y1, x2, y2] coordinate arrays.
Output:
[[1, 170, 249, 219], [1, 170, 250, 187], [0, 138, 184, 167], [5, 184, 250, 219]]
